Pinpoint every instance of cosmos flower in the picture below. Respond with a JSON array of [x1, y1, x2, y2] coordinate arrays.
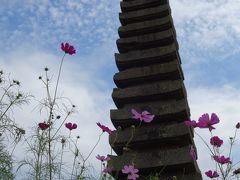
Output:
[[103, 167, 113, 174], [96, 154, 110, 162], [213, 155, 231, 164], [190, 146, 197, 160], [205, 170, 219, 178], [96, 122, 113, 134], [61, 42, 76, 55], [65, 122, 77, 130], [197, 113, 219, 131], [210, 136, 223, 147], [131, 109, 155, 123], [38, 122, 50, 130], [184, 120, 198, 128], [122, 165, 139, 180]]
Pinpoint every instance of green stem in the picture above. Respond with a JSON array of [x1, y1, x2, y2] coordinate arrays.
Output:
[[46, 53, 66, 180], [80, 132, 104, 176], [0, 84, 13, 103]]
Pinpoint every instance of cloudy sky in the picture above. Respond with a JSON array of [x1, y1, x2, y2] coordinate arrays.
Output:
[[1, 0, 240, 179]]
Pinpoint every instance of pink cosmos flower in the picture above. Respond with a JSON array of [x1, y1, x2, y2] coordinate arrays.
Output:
[[190, 146, 197, 160], [103, 167, 114, 174], [65, 122, 77, 130], [96, 154, 110, 162], [197, 113, 219, 131], [38, 122, 50, 130], [210, 136, 223, 147], [205, 170, 219, 178], [61, 43, 76, 55], [184, 120, 198, 128], [213, 155, 231, 164], [131, 109, 155, 123], [122, 165, 139, 180], [96, 122, 113, 134]]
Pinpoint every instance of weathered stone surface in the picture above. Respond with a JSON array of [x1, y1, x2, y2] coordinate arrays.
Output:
[[110, 99, 190, 128], [115, 43, 178, 71], [155, 173, 202, 180], [114, 60, 184, 87], [112, 80, 186, 108], [108, 145, 201, 177], [109, 122, 193, 154], [119, 4, 170, 25], [116, 51, 181, 71], [119, 15, 173, 38], [117, 29, 177, 53], [118, 29, 176, 44], [121, 0, 168, 12]]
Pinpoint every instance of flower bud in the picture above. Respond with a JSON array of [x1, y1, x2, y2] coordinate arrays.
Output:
[[233, 168, 240, 175], [236, 122, 240, 129], [61, 138, 66, 144]]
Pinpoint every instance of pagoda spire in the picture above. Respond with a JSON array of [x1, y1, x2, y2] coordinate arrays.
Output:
[[108, 0, 202, 179]]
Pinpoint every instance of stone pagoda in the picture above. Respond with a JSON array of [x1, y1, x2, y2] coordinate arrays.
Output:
[[108, 0, 202, 179]]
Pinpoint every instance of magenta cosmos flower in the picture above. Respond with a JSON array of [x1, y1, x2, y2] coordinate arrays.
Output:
[[197, 113, 219, 131], [190, 146, 197, 160], [210, 136, 223, 147], [96, 154, 110, 162], [65, 122, 77, 130], [38, 122, 50, 130], [205, 170, 219, 178], [103, 167, 113, 174], [61, 43, 76, 55], [184, 120, 198, 128], [213, 155, 231, 164], [131, 109, 155, 123], [96, 122, 113, 134], [122, 165, 139, 180]]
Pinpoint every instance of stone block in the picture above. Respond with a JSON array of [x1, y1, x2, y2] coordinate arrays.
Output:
[[119, 15, 173, 38], [121, 0, 168, 13], [119, 4, 170, 25], [117, 29, 177, 53], [108, 145, 201, 178], [109, 122, 193, 154], [116, 43, 177, 62], [112, 80, 187, 108], [114, 60, 184, 88], [116, 50, 181, 71], [110, 99, 190, 128]]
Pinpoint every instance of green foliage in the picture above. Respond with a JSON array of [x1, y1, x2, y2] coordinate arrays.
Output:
[[0, 138, 14, 180]]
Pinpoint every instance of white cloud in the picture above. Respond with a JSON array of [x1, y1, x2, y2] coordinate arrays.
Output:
[[170, 0, 240, 63], [0, 0, 121, 52]]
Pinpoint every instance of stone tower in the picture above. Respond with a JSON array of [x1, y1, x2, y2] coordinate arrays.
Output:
[[108, 0, 202, 179]]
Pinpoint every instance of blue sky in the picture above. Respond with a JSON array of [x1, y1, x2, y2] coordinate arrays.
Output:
[[1, 0, 240, 179]]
